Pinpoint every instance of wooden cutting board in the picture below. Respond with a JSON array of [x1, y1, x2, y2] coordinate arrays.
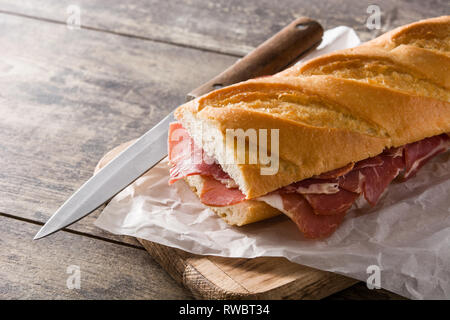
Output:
[[96, 142, 358, 299]]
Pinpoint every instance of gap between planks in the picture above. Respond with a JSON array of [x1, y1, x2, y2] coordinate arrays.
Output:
[[0, 211, 143, 250], [0, 10, 243, 58]]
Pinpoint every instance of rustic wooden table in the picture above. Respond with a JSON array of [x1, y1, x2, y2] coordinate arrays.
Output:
[[0, 0, 446, 300]]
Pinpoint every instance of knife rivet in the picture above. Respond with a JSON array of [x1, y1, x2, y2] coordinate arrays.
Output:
[[213, 83, 223, 90]]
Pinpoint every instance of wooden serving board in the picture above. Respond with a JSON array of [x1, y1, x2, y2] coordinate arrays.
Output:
[[96, 142, 358, 300], [139, 240, 357, 299]]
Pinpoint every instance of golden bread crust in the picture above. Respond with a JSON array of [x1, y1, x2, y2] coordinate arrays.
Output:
[[174, 16, 450, 199]]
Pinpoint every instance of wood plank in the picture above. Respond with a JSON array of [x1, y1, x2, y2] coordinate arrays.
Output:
[[0, 14, 236, 245], [139, 239, 358, 299], [0, 0, 447, 56], [0, 215, 193, 299], [327, 282, 405, 300]]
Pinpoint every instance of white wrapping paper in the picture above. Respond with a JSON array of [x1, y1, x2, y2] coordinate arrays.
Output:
[[95, 27, 450, 300]]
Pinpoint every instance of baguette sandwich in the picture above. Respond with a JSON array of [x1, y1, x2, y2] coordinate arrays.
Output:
[[168, 16, 450, 239]]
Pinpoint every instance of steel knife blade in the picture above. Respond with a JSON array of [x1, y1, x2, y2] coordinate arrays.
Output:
[[34, 112, 174, 239]]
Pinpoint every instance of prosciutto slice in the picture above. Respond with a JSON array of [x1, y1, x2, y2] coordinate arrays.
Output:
[[403, 134, 450, 180], [339, 154, 404, 206], [168, 122, 234, 186], [353, 156, 384, 170], [303, 189, 360, 215], [314, 162, 354, 179], [359, 155, 404, 206], [339, 170, 365, 194], [168, 121, 449, 238], [168, 123, 245, 206], [282, 178, 340, 194], [280, 193, 346, 239], [199, 176, 246, 206], [279, 178, 358, 215]]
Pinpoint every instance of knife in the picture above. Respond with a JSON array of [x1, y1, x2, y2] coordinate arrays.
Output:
[[34, 17, 323, 240]]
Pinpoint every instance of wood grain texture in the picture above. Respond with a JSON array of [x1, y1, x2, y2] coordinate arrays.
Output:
[[0, 13, 235, 245], [327, 282, 406, 300], [139, 239, 358, 300], [0, 0, 447, 56], [188, 17, 323, 98], [0, 215, 193, 299]]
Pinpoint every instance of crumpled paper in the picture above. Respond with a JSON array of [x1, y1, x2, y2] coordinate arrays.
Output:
[[94, 27, 450, 300]]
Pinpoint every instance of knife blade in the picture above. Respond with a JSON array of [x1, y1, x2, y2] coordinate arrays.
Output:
[[34, 17, 323, 240], [34, 112, 174, 239]]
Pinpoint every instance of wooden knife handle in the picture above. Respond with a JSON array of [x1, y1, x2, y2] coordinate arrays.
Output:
[[187, 17, 323, 100]]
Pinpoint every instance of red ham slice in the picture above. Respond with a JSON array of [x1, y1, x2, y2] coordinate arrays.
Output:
[[339, 170, 365, 194], [280, 192, 346, 239], [403, 134, 450, 180], [353, 156, 384, 170], [360, 155, 404, 206], [385, 146, 404, 158], [168, 121, 448, 237], [168, 123, 245, 206], [281, 178, 358, 216], [282, 178, 340, 194], [168, 122, 233, 185], [314, 162, 354, 179], [303, 189, 360, 215], [340, 154, 404, 206], [199, 176, 246, 206]]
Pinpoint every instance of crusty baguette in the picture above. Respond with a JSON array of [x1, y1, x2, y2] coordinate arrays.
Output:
[[175, 16, 450, 200]]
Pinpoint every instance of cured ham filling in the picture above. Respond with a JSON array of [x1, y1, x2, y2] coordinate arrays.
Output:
[[168, 122, 450, 239]]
